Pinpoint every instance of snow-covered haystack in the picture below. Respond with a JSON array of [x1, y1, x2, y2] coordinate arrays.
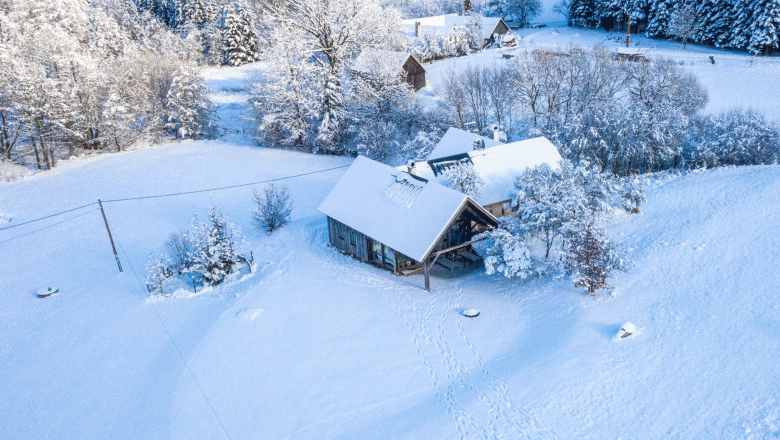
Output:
[[462, 308, 480, 318], [36, 287, 58, 298]]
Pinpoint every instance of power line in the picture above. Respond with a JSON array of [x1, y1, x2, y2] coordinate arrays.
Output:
[[0, 163, 350, 236], [0, 207, 100, 244], [115, 240, 234, 440], [0, 202, 98, 232], [101, 164, 350, 203]]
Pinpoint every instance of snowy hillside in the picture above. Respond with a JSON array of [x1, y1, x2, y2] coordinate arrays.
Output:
[[3, 92, 780, 440]]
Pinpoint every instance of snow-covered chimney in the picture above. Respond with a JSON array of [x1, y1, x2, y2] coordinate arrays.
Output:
[[407, 160, 417, 175], [473, 135, 484, 151], [415, 21, 421, 37], [492, 124, 500, 141]]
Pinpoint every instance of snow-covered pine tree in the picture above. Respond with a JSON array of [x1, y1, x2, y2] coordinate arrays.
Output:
[[145, 253, 173, 296], [252, 183, 293, 234], [748, 0, 780, 55], [570, 0, 597, 28], [225, 8, 259, 66], [728, 0, 754, 50], [709, 0, 736, 47], [645, 0, 672, 38], [166, 65, 214, 140], [443, 162, 486, 199], [192, 207, 242, 286], [317, 69, 346, 153]]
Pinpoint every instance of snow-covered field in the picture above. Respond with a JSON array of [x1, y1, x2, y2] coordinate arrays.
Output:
[[3, 47, 780, 440], [422, 25, 780, 122]]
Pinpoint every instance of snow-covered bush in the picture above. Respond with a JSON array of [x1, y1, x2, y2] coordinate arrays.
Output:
[[253, 183, 293, 234], [402, 128, 443, 161], [476, 226, 533, 279], [621, 181, 645, 214], [356, 121, 401, 162], [443, 162, 486, 199], [146, 253, 173, 296], [164, 231, 197, 274], [191, 207, 243, 286], [685, 109, 780, 169]]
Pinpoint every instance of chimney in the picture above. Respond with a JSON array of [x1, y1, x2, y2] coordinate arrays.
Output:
[[407, 160, 417, 175], [492, 124, 500, 142], [473, 135, 484, 151], [415, 21, 420, 37]]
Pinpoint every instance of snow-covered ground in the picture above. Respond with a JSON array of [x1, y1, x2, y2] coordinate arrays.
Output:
[[422, 25, 780, 122], [3, 62, 780, 439]]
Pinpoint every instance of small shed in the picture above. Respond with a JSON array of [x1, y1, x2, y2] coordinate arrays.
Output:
[[352, 49, 427, 91], [318, 156, 498, 290]]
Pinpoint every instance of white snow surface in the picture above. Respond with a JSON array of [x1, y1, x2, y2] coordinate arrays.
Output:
[[416, 136, 563, 206], [318, 156, 468, 261], [427, 127, 503, 161], [3, 62, 780, 440]]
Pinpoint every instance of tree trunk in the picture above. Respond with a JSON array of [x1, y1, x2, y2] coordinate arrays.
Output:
[[625, 14, 632, 48], [31, 135, 42, 170]]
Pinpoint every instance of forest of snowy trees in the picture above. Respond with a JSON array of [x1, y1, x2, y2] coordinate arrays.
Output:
[[568, 0, 780, 55]]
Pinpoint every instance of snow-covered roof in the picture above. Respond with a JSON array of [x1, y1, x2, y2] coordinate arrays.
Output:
[[318, 156, 474, 262], [616, 47, 642, 55], [401, 14, 507, 40], [428, 127, 503, 161], [351, 48, 421, 74], [411, 137, 563, 206]]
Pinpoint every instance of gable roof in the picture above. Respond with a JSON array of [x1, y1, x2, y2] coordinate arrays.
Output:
[[428, 127, 503, 161], [351, 48, 423, 74], [401, 14, 508, 40], [412, 137, 563, 206], [318, 156, 495, 262]]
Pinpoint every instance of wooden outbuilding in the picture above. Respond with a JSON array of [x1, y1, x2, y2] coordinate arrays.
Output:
[[352, 49, 427, 91]]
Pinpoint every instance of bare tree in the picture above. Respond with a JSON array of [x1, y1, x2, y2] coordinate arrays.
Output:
[[668, 2, 700, 49]]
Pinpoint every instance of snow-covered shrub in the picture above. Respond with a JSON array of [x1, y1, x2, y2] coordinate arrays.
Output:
[[621, 181, 645, 214], [164, 231, 197, 274], [146, 253, 173, 296], [476, 226, 533, 279], [443, 162, 486, 199], [191, 207, 242, 286], [253, 183, 293, 234], [685, 109, 780, 169]]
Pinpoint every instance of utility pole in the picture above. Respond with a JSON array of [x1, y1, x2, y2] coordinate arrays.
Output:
[[98, 199, 123, 272]]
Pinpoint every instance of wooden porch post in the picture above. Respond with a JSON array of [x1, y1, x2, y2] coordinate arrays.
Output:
[[423, 258, 430, 291]]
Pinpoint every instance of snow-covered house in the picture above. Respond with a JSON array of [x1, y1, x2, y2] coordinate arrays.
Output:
[[318, 156, 499, 290], [428, 127, 503, 160], [417, 136, 564, 217], [402, 14, 513, 47], [351, 48, 427, 91]]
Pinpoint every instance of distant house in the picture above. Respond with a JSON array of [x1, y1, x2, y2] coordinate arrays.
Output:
[[427, 127, 502, 161], [318, 137, 562, 290], [613, 47, 649, 62], [418, 136, 563, 217], [402, 14, 513, 47], [351, 48, 427, 91]]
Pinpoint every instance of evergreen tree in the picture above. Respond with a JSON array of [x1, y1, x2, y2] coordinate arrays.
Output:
[[748, 0, 780, 55], [565, 223, 614, 295], [225, 8, 259, 66], [167, 65, 214, 140], [192, 207, 241, 286], [145, 253, 173, 296], [728, 0, 754, 50], [569, 0, 597, 28], [645, 0, 672, 38]]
